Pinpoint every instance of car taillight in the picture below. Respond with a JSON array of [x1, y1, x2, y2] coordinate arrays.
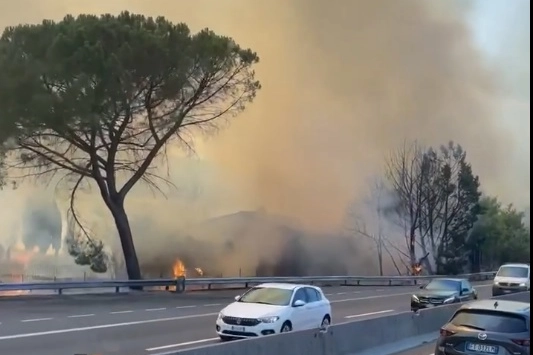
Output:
[[511, 338, 530, 346], [440, 328, 455, 337]]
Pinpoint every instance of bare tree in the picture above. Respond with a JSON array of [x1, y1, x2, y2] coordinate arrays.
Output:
[[383, 141, 426, 268]]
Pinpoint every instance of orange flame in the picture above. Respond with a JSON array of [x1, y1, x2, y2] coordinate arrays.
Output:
[[172, 259, 186, 278]]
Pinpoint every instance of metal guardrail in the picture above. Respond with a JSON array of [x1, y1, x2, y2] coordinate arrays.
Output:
[[0, 272, 496, 295]]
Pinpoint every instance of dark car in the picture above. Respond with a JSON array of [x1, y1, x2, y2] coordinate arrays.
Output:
[[435, 300, 530, 355], [411, 278, 478, 311]]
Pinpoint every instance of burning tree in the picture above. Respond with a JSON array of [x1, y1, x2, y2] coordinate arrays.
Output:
[[383, 140, 481, 274], [0, 12, 260, 280]]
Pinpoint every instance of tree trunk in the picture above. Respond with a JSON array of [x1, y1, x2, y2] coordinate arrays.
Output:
[[377, 241, 384, 276], [408, 229, 417, 266], [108, 202, 142, 284]]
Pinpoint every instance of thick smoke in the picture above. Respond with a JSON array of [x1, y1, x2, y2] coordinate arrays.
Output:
[[0, 0, 529, 276], [21, 194, 62, 254]]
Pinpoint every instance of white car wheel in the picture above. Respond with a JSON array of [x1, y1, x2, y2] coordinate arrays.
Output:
[[280, 322, 292, 333]]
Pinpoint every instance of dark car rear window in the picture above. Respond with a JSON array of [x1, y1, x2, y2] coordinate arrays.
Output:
[[450, 310, 528, 333]]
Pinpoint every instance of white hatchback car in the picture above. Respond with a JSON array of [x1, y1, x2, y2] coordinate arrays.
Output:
[[215, 283, 332, 340]]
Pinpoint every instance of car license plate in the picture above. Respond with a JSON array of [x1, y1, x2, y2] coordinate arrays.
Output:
[[503, 289, 511, 293], [230, 326, 245, 332], [466, 342, 498, 354]]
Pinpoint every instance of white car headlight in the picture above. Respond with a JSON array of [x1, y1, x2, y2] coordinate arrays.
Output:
[[443, 297, 455, 304], [217, 312, 224, 320], [519, 283, 526, 287], [411, 295, 419, 301], [259, 316, 280, 323]]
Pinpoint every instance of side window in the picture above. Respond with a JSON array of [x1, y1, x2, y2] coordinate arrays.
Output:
[[462, 280, 471, 291], [292, 288, 307, 305], [314, 289, 323, 301], [304, 288, 320, 303]]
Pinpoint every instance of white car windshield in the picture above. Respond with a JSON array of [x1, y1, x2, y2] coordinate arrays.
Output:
[[238, 287, 293, 306], [497, 266, 529, 278]]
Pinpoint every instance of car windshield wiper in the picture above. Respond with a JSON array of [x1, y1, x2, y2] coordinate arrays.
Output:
[[253, 301, 275, 305], [457, 323, 485, 331]]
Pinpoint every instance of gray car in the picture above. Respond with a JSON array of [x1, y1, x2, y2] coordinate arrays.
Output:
[[435, 300, 530, 355]]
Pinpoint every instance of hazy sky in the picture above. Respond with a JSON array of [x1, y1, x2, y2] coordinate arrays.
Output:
[[468, 0, 530, 153]]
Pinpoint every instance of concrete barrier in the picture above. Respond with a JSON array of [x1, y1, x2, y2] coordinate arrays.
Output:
[[171, 292, 530, 355]]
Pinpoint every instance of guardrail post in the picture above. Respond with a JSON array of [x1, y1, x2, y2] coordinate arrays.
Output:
[[115, 286, 120, 293], [58, 288, 62, 295], [174, 277, 186, 294]]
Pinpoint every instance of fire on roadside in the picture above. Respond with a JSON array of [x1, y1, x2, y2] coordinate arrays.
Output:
[[172, 259, 186, 278], [171, 258, 204, 278]]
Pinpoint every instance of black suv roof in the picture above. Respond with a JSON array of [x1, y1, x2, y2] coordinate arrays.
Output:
[[458, 300, 530, 315]]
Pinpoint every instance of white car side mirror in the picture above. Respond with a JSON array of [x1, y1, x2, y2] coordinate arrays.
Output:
[[234, 295, 241, 301], [293, 300, 306, 307]]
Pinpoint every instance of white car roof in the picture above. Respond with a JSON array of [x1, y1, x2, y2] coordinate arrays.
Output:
[[256, 283, 317, 290], [500, 263, 530, 268]]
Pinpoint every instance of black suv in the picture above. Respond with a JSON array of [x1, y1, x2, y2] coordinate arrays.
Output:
[[435, 300, 530, 355]]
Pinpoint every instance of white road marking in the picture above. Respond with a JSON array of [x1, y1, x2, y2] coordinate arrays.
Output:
[[110, 310, 133, 314], [0, 313, 218, 341], [336, 292, 347, 295], [146, 308, 166, 312], [146, 337, 219, 352], [21, 318, 53, 323], [176, 305, 196, 309], [67, 314, 94, 318], [345, 309, 395, 319], [331, 292, 413, 303], [203, 303, 221, 307]]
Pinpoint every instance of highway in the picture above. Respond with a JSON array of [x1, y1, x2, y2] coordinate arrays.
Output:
[[393, 343, 436, 355], [0, 282, 492, 355]]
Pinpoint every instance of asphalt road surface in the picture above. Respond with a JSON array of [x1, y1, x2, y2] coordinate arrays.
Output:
[[392, 342, 436, 355], [0, 282, 493, 355]]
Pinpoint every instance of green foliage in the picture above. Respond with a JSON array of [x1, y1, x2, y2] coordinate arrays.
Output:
[[65, 228, 108, 273], [429, 143, 481, 274], [0, 12, 260, 276], [469, 197, 530, 270]]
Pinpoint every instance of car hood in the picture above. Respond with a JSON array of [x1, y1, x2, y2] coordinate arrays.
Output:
[[221, 302, 286, 318], [494, 276, 529, 284], [415, 289, 458, 298]]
